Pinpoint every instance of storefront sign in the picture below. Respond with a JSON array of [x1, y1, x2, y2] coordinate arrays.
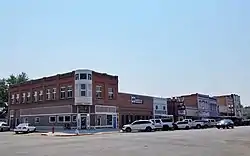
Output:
[[131, 96, 143, 104]]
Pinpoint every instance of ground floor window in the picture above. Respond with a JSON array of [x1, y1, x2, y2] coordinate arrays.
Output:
[[57, 116, 64, 123], [95, 114, 114, 127], [35, 117, 40, 123], [107, 115, 112, 125], [64, 116, 71, 122], [49, 116, 56, 123], [72, 115, 77, 122]]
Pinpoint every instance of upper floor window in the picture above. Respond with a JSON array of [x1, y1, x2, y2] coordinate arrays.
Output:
[[16, 94, 19, 103], [67, 86, 73, 98], [88, 74, 92, 80], [60, 87, 66, 99], [80, 73, 87, 80], [22, 93, 26, 103], [33, 91, 38, 102], [39, 90, 43, 101], [96, 85, 102, 99], [26, 92, 31, 103], [11, 94, 15, 104], [108, 88, 114, 99], [75, 74, 79, 80], [46, 89, 51, 100], [80, 84, 86, 96], [163, 106, 166, 110], [52, 88, 56, 100], [155, 105, 158, 110]]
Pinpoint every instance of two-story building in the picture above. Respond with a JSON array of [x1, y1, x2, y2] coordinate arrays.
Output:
[[153, 97, 167, 119], [181, 93, 219, 119], [215, 94, 243, 117], [8, 69, 119, 130]]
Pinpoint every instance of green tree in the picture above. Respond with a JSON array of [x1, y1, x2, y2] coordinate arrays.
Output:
[[0, 79, 8, 103], [0, 72, 29, 118]]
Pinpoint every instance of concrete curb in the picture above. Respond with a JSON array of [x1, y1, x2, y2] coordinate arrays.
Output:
[[41, 133, 94, 137]]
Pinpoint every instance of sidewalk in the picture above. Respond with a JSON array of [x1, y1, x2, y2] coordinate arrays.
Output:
[[41, 128, 119, 137]]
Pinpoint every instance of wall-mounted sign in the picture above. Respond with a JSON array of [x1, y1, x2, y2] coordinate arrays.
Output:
[[131, 96, 143, 104]]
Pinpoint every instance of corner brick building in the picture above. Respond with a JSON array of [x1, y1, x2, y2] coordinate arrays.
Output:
[[8, 69, 119, 130]]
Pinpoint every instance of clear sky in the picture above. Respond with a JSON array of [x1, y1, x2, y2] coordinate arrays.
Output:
[[0, 0, 249, 105]]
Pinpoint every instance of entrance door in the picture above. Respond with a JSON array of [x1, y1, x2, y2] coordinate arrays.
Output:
[[113, 116, 117, 128], [81, 116, 86, 129]]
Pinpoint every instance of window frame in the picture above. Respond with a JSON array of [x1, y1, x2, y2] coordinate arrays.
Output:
[[72, 115, 77, 123], [49, 116, 56, 123], [39, 90, 43, 101], [33, 91, 38, 102], [87, 74, 92, 80], [80, 84, 86, 97], [16, 94, 20, 103], [46, 89, 51, 100], [75, 74, 79, 80], [108, 88, 114, 99], [22, 93, 26, 103], [96, 85, 102, 99], [67, 86, 73, 98], [57, 116, 64, 123], [52, 88, 56, 100], [80, 73, 87, 80], [26, 92, 31, 103], [60, 87, 66, 99], [11, 94, 15, 104], [64, 115, 71, 123], [35, 117, 40, 123]]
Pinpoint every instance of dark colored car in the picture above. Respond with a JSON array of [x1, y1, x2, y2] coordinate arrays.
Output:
[[216, 119, 234, 129]]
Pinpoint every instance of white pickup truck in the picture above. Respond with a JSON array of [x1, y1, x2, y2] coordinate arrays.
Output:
[[182, 119, 205, 129]]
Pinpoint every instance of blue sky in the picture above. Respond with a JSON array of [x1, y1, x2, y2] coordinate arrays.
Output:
[[0, 0, 249, 105]]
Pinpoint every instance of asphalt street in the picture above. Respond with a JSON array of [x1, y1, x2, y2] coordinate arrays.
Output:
[[0, 126, 250, 156]]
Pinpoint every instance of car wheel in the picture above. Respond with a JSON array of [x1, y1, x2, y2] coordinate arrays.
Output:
[[125, 127, 132, 132], [222, 126, 226, 129], [145, 126, 152, 132], [163, 125, 169, 131], [196, 125, 201, 129], [15, 132, 19, 134], [226, 126, 229, 129], [217, 126, 220, 129], [185, 126, 189, 130]]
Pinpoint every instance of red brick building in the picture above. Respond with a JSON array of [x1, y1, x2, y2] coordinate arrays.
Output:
[[8, 69, 119, 130], [117, 93, 153, 128]]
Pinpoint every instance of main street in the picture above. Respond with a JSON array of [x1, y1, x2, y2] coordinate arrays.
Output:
[[0, 127, 250, 156]]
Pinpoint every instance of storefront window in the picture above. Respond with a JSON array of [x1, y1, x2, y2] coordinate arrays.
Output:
[[107, 115, 112, 125]]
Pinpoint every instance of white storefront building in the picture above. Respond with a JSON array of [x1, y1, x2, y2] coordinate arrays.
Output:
[[153, 97, 168, 118]]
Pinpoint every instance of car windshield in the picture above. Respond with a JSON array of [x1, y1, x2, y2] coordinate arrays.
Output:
[[18, 123, 28, 127]]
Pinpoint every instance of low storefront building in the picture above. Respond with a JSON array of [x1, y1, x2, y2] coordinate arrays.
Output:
[[117, 93, 153, 128]]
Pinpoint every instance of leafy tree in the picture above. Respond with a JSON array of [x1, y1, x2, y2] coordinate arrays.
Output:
[[0, 72, 29, 118]]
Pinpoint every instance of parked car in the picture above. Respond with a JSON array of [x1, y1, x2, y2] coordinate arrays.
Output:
[[203, 119, 217, 127], [122, 120, 155, 132], [14, 123, 36, 134], [0, 122, 10, 132], [182, 119, 204, 129], [150, 117, 174, 131], [173, 121, 190, 130], [216, 119, 234, 129]]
